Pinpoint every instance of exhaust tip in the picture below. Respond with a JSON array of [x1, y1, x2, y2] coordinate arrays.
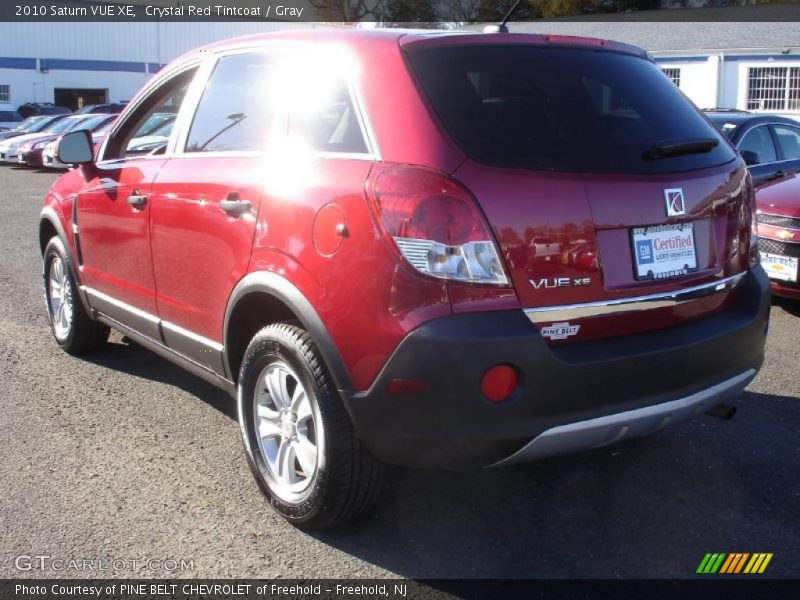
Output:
[[706, 403, 737, 421]]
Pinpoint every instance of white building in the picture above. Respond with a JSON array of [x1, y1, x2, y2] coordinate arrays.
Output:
[[0, 22, 319, 110], [508, 22, 800, 122]]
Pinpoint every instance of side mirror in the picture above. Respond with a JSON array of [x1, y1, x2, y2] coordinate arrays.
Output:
[[57, 129, 94, 165], [740, 150, 760, 166]]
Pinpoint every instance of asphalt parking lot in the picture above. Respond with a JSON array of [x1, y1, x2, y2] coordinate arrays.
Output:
[[0, 165, 798, 580]]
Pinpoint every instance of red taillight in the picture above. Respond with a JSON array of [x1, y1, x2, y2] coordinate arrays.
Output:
[[746, 173, 760, 268], [371, 167, 488, 245], [481, 365, 517, 403], [366, 164, 509, 285]]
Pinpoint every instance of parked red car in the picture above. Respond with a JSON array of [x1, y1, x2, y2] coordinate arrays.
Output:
[[40, 30, 769, 528], [756, 173, 800, 299], [18, 114, 115, 168]]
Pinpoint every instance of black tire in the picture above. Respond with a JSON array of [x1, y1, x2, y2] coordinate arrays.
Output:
[[238, 323, 383, 529], [43, 236, 109, 354]]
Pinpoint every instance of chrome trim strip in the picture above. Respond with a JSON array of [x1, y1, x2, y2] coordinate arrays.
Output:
[[82, 286, 226, 375], [94, 313, 236, 398], [758, 211, 800, 223], [161, 320, 223, 352], [492, 369, 756, 467], [524, 272, 746, 324], [84, 286, 159, 325]]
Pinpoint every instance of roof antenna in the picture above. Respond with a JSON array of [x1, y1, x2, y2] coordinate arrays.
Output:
[[483, 0, 523, 34]]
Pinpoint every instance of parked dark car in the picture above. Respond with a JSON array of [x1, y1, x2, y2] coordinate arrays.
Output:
[[41, 30, 769, 528], [0, 107, 22, 131], [74, 103, 127, 115], [705, 110, 800, 185], [0, 114, 67, 141], [17, 102, 71, 119]]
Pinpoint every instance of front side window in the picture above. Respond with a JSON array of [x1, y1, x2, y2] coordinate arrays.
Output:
[[185, 53, 276, 153], [0, 85, 10, 102], [772, 125, 800, 160], [739, 126, 777, 164], [102, 68, 195, 160]]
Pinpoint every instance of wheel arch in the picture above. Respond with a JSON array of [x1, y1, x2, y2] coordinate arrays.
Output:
[[223, 271, 353, 394], [39, 207, 69, 257]]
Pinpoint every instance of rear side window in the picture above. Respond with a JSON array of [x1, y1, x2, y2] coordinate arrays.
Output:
[[286, 77, 368, 154], [773, 125, 800, 160], [405, 44, 736, 173], [185, 53, 276, 153]]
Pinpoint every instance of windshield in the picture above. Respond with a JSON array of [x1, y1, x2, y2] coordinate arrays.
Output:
[[76, 115, 111, 131], [134, 113, 176, 137], [706, 118, 739, 140], [148, 120, 174, 137], [406, 44, 736, 173], [20, 116, 48, 132], [47, 117, 85, 134]]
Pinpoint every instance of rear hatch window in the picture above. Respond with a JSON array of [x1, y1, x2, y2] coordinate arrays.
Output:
[[405, 44, 736, 173]]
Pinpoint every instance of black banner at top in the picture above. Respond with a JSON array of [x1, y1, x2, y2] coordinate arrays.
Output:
[[2, 0, 800, 22]]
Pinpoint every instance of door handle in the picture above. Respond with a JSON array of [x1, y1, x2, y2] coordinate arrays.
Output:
[[127, 193, 147, 209], [774, 169, 787, 179], [219, 193, 251, 217]]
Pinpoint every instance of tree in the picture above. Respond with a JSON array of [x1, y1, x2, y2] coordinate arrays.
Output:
[[308, 0, 378, 21], [379, 0, 441, 25]]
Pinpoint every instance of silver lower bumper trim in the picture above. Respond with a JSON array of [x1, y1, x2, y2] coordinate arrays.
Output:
[[492, 369, 756, 467]]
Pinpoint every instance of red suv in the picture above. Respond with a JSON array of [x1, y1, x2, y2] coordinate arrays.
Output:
[[40, 30, 770, 528]]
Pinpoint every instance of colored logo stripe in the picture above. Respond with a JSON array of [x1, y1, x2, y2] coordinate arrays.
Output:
[[744, 553, 773, 574], [697, 553, 726, 573], [698, 553, 773, 574], [720, 553, 749, 573]]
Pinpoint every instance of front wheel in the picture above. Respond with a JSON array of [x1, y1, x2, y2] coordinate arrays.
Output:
[[43, 236, 109, 354], [238, 324, 383, 529]]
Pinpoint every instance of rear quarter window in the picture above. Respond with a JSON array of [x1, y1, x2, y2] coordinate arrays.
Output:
[[405, 44, 736, 174]]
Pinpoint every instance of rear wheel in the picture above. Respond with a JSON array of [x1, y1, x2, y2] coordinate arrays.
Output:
[[238, 323, 383, 528], [43, 236, 109, 354]]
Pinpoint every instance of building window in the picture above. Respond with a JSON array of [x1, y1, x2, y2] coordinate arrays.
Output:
[[661, 68, 681, 88], [0, 85, 9, 102], [746, 66, 800, 111]]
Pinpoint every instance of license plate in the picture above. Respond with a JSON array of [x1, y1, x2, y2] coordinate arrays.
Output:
[[762, 252, 798, 282], [631, 222, 698, 280]]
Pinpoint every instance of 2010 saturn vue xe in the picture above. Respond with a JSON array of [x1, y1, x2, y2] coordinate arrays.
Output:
[[40, 30, 770, 528]]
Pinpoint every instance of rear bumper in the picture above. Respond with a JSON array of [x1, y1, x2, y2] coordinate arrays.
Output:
[[345, 267, 770, 469]]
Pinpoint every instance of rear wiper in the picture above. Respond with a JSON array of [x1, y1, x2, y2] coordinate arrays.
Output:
[[643, 138, 719, 160]]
